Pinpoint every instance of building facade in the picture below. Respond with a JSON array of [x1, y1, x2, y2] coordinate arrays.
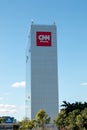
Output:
[[26, 24, 58, 120], [0, 116, 19, 130]]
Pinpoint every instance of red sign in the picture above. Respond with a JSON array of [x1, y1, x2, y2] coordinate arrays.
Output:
[[36, 32, 52, 46]]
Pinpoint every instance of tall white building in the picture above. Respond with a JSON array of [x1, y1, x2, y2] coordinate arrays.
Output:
[[26, 24, 58, 120]]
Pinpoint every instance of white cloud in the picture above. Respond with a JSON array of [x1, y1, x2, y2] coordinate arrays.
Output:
[[12, 81, 26, 88], [0, 104, 17, 116], [0, 103, 30, 120], [80, 82, 87, 86]]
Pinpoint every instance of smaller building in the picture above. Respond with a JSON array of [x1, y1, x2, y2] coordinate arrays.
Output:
[[0, 123, 19, 130], [0, 116, 19, 130]]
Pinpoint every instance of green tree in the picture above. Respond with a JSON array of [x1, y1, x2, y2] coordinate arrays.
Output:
[[35, 109, 50, 130], [76, 108, 87, 130], [19, 119, 28, 130], [67, 109, 80, 130], [0, 117, 5, 123], [61, 101, 87, 114], [28, 119, 36, 130], [53, 109, 67, 129], [54, 101, 87, 130], [19, 119, 35, 130]]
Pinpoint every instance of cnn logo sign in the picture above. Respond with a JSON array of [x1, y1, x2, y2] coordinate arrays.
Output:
[[36, 32, 52, 46]]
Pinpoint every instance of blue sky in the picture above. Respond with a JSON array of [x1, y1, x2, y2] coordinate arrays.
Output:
[[0, 0, 87, 120]]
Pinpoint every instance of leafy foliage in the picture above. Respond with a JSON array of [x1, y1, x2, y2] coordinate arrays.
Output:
[[0, 117, 5, 123], [35, 109, 50, 129], [54, 101, 87, 130], [19, 109, 50, 130], [61, 101, 87, 114], [19, 119, 36, 130]]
